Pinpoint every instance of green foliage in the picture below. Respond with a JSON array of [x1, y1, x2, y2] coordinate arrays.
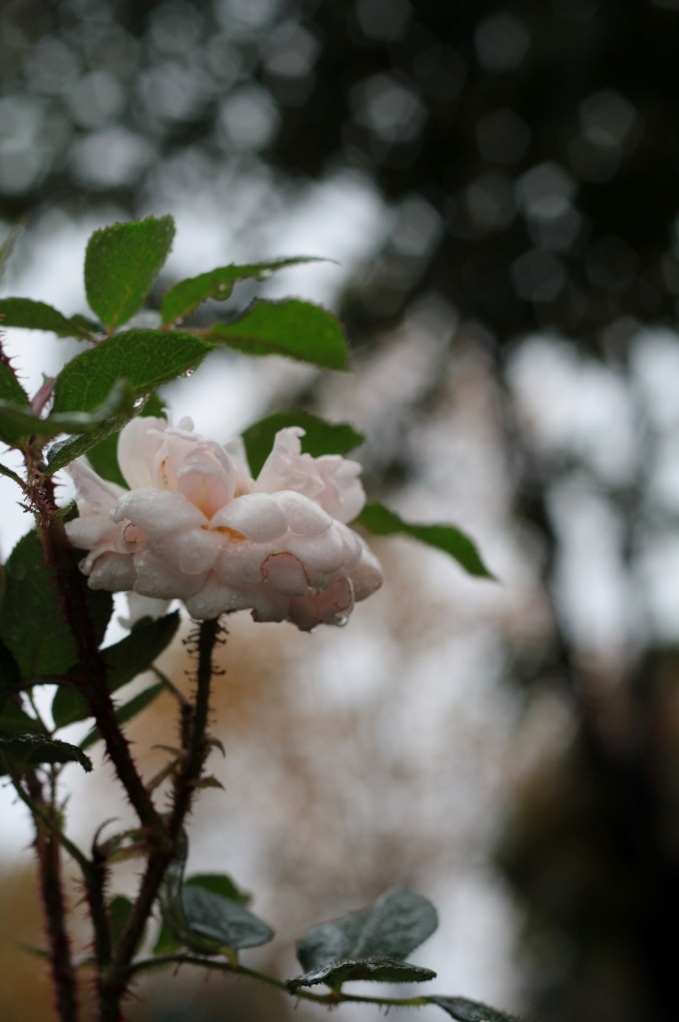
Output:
[[108, 895, 137, 946], [0, 532, 112, 678], [0, 352, 29, 406], [85, 392, 167, 487], [289, 957, 436, 991], [0, 638, 22, 696], [0, 699, 44, 733], [207, 299, 348, 370], [431, 996, 523, 1022], [0, 732, 92, 774], [161, 257, 322, 325], [85, 215, 175, 331], [0, 298, 94, 339], [290, 888, 438, 992], [81, 681, 165, 750], [0, 379, 134, 448], [157, 834, 274, 957], [52, 330, 210, 413], [242, 411, 364, 477], [356, 503, 495, 580], [52, 611, 180, 729]]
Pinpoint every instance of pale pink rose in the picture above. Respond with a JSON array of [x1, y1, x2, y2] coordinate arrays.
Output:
[[65, 417, 381, 630]]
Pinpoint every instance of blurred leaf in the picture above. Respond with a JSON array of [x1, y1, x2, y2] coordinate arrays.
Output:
[[0, 638, 22, 696], [0, 298, 94, 339], [0, 379, 135, 447], [80, 681, 164, 750], [288, 957, 436, 992], [52, 329, 210, 414], [161, 257, 323, 325], [355, 503, 495, 580], [108, 895, 138, 947], [184, 874, 251, 908], [0, 699, 44, 733], [103, 611, 180, 691], [85, 215, 175, 331], [242, 411, 364, 477], [158, 834, 274, 957], [207, 299, 348, 370], [431, 996, 523, 1022], [85, 391, 168, 487], [0, 731, 92, 774], [294, 887, 437, 989], [52, 611, 180, 729], [0, 531, 76, 678], [0, 224, 22, 280]]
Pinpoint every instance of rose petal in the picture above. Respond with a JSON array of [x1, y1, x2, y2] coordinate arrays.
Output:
[[87, 552, 137, 591], [211, 493, 288, 541], [117, 417, 169, 490], [261, 552, 311, 596], [276, 491, 333, 536], [68, 461, 127, 514], [112, 489, 207, 534]]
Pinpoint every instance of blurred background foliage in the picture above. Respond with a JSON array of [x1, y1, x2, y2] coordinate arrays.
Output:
[[3, 1, 679, 1021]]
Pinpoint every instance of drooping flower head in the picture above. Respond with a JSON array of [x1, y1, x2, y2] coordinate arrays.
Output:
[[65, 417, 382, 630]]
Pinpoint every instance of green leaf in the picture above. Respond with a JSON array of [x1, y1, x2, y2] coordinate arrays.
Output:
[[0, 379, 135, 447], [355, 503, 495, 580], [0, 731, 92, 774], [185, 874, 251, 908], [0, 699, 44, 734], [431, 996, 524, 1022], [0, 530, 76, 677], [295, 888, 438, 982], [157, 833, 274, 957], [0, 298, 94, 339], [207, 299, 348, 370], [80, 680, 164, 750], [288, 957, 436, 992], [0, 350, 29, 406], [84, 391, 168, 487], [84, 215, 175, 331], [0, 638, 22, 696], [52, 329, 210, 414], [241, 411, 364, 478], [161, 257, 323, 326], [52, 611, 180, 729], [108, 895, 134, 946]]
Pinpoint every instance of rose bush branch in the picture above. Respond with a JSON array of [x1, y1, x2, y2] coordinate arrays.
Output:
[[0, 215, 518, 1022]]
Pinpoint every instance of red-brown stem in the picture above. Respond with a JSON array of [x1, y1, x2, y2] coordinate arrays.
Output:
[[25, 772, 80, 1022], [99, 619, 222, 1019]]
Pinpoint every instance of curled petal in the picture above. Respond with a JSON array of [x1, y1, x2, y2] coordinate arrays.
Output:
[[144, 527, 221, 576], [112, 489, 207, 534], [285, 526, 346, 574], [87, 553, 137, 592], [68, 461, 127, 515], [117, 416, 169, 489], [288, 578, 354, 631], [211, 493, 288, 542], [261, 552, 311, 596], [132, 550, 207, 601], [177, 451, 236, 519], [276, 491, 332, 536]]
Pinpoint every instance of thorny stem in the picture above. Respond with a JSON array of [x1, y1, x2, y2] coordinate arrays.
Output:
[[127, 955, 434, 1009], [100, 619, 223, 1020], [24, 772, 80, 1022]]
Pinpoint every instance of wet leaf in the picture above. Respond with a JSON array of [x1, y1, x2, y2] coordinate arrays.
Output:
[[85, 216, 175, 331]]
